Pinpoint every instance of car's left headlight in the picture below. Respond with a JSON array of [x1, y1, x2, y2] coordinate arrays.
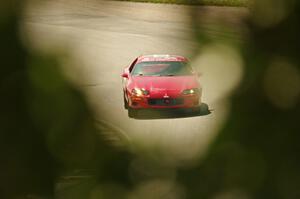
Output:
[[132, 88, 149, 96], [182, 88, 200, 95]]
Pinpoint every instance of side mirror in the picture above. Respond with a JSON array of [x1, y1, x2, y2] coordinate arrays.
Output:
[[122, 73, 129, 78]]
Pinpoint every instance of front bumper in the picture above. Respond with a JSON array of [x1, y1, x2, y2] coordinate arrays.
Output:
[[129, 95, 200, 109]]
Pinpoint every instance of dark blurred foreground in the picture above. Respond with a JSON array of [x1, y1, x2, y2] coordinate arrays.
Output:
[[1, 0, 300, 198], [0, 2, 131, 198]]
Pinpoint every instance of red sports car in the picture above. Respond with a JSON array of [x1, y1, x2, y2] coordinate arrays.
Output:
[[122, 55, 203, 118]]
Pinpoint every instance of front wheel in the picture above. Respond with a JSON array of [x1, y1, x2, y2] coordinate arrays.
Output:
[[128, 108, 138, 118], [123, 92, 128, 109], [199, 103, 210, 115]]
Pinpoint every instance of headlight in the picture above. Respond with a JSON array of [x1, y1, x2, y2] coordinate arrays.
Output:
[[182, 88, 199, 95], [132, 88, 149, 96]]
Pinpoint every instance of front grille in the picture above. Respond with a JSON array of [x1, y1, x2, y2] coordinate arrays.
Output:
[[148, 98, 184, 106]]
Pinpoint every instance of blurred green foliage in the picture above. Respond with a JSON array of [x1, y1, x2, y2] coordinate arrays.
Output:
[[0, 1, 131, 199], [1, 0, 300, 199], [179, 1, 300, 198]]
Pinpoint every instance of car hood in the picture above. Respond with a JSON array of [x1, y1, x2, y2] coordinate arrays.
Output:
[[131, 75, 199, 97]]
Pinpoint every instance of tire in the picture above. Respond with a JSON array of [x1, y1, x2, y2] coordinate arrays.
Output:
[[199, 103, 210, 115], [128, 108, 138, 118], [123, 92, 128, 109]]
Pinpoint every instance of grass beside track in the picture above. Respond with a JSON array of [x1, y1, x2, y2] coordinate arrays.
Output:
[[114, 0, 249, 7]]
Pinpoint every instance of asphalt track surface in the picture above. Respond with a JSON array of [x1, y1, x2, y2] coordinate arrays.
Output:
[[23, 0, 248, 163]]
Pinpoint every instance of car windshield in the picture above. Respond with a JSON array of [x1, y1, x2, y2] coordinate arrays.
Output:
[[131, 61, 193, 76]]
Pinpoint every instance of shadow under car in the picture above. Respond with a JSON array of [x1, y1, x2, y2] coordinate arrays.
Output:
[[129, 103, 211, 120]]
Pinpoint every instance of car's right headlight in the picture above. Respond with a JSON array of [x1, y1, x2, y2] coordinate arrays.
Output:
[[182, 88, 200, 95]]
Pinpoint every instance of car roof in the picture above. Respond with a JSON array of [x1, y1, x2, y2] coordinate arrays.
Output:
[[136, 54, 188, 63]]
